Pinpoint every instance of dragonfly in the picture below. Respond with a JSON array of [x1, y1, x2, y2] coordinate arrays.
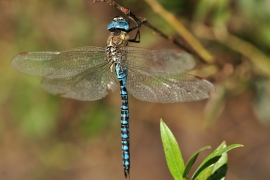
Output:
[[11, 16, 215, 178]]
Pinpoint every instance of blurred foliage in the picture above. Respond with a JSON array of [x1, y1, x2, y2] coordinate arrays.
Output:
[[187, 0, 270, 125], [159, 0, 191, 15], [80, 102, 115, 137], [253, 78, 270, 125]]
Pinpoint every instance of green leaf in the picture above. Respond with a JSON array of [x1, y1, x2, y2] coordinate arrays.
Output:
[[195, 151, 228, 180], [160, 119, 185, 180], [192, 142, 243, 180], [206, 154, 228, 180], [182, 146, 211, 179]]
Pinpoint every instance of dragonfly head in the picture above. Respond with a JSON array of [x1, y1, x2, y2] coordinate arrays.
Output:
[[107, 16, 130, 32]]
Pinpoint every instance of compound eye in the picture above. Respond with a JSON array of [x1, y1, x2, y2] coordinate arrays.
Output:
[[115, 21, 130, 31], [107, 21, 116, 31], [107, 18, 130, 31]]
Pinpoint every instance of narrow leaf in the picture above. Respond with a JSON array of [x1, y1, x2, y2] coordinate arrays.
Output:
[[206, 153, 228, 180], [196, 153, 228, 180], [160, 119, 185, 180], [192, 142, 243, 180], [195, 164, 215, 180], [182, 146, 211, 179]]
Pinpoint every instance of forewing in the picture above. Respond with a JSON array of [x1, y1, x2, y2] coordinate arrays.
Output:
[[126, 69, 215, 103], [41, 63, 118, 101], [123, 47, 196, 76], [11, 46, 106, 78]]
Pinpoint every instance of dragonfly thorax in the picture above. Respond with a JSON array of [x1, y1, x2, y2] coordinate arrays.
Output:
[[107, 31, 129, 47], [106, 44, 125, 65], [106, 32, 128, 72], [106, 31, 129, 72]]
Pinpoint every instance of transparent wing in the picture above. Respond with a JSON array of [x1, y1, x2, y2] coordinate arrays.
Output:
[[41, 63, 118, 101], [11, 46, 106, 78], [123, 47, 196, 76], [126, 69, 215, 103]]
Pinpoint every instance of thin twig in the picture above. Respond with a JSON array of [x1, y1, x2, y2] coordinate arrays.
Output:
[[192, 22, 270, 77], [143, 0, 214, 64], [93, 0, 212, 64]]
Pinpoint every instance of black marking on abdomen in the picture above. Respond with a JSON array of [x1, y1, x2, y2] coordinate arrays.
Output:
[[115, 63, 130, 178]]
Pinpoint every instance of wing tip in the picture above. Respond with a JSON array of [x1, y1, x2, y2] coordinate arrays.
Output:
[[10, 55, 20, 70], [195, 75, 215, 93], [11, 52, 29, 69], [204, 79, 216, 93]]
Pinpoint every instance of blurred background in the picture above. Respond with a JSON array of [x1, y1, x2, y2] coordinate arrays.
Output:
[[1, 0, 270, 179]]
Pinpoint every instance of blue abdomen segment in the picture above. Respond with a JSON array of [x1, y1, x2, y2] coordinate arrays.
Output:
[[115, 63, 130, 178]]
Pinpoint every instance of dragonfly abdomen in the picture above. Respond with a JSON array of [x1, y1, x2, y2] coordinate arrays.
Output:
[[115, 63, 130, 178]]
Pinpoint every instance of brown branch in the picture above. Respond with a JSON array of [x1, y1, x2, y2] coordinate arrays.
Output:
[[143, 0, 213, 64], [93, 0, 213, 64]]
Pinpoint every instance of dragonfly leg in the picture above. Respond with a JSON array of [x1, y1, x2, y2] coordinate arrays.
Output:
[[128, 30, 140, 43], [126, 10, 142, 43], [127, 14, 141, 32]]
